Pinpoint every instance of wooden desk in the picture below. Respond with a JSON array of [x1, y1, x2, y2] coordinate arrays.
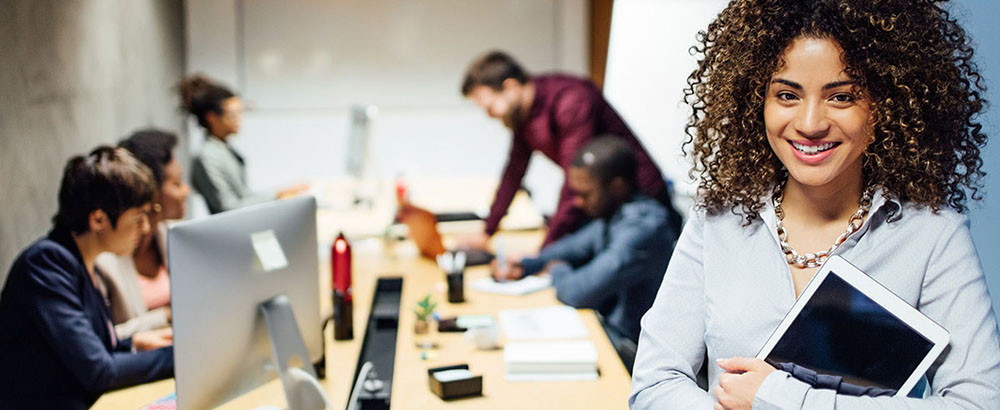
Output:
[[95, 216, 630, 410]]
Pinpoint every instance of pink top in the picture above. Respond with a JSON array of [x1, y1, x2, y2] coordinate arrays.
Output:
[[136, 265, 171, 311]]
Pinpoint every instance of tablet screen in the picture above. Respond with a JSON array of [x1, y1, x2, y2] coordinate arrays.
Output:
[[765, 271, 934, 391]]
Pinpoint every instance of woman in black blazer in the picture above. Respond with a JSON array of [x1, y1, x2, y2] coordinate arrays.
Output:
[[0, 147, 174, 409]]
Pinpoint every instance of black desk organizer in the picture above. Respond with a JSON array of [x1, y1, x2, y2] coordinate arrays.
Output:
[[348, 277, 403, 410], [427, 364, 483, 400]]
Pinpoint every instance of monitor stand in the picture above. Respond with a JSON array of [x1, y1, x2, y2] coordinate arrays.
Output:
[[259, 295, 334, 410]]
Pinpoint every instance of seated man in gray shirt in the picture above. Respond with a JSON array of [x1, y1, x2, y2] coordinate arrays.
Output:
[[493, 136, 678, 363]]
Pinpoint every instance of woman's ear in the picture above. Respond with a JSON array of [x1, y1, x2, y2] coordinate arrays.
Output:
[[88, 209, 110, 233], [204, 110, 220, 128]]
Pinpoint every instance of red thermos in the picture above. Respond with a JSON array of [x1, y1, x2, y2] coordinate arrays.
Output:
[[332, 232, 353, 340]]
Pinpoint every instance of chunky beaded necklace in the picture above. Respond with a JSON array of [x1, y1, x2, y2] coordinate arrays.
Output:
[[773, 183, 873, 268]]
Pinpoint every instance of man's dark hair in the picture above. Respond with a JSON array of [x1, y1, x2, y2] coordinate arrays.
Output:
[[572, 136, 639, 191], [53, 146, 157, 234], [177, 74, 236, 130], [461, 51, 530, 96], [118, 129, 179, 187]]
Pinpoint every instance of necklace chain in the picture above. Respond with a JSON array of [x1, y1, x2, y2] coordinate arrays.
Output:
[[773, 184, 873, 268]]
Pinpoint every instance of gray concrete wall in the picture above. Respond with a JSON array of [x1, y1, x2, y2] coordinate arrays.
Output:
[[0, 0, 186, 285]]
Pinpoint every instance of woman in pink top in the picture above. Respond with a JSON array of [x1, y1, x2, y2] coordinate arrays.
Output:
[[96, 129, 190, 338]]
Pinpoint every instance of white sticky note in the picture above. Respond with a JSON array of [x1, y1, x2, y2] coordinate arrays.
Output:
[[457, 314, 496, 329], [250, 230, 289, 272], [433, 369, 474, 383]]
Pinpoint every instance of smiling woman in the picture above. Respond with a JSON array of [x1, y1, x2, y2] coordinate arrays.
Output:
[[630, 0, 1000, 409]]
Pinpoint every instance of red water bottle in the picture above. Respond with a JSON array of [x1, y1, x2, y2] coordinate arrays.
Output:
[[332, 232, 353, 340], [395, 174, 408, 205]]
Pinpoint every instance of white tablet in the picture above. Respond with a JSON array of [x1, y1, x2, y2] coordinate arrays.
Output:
[[756, 256, 949, 396]]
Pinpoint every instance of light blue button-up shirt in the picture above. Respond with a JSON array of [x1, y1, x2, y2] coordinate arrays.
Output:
[[630, 191, 1000, 409]]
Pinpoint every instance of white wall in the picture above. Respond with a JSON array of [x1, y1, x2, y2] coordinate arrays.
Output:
[[184, 0, 588, 216], [603, 0, 730, 215]]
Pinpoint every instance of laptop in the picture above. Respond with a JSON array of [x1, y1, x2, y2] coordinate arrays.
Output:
[[397, 203, 494, 265]]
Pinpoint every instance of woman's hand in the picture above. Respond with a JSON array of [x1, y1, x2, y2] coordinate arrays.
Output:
[[132, 327, 174, 351], [713, 357, 775, 410]]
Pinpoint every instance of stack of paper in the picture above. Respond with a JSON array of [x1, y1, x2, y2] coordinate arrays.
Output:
[[504, 340, 599, 381]]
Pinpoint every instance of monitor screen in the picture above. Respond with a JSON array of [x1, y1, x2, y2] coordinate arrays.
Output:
[[765, 272, 934, 391]]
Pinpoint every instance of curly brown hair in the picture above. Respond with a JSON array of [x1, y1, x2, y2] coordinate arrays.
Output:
[[684, 0, 988, 223]]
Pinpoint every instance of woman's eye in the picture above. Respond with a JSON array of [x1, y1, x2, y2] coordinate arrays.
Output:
[[776, 92, 797, 101], [831, 93, 856, 103]]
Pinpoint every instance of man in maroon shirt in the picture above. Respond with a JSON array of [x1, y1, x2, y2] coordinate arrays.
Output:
[[461, 51, 681, 248]]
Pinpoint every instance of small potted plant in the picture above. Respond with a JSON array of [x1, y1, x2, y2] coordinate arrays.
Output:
[[413, 294, 437, 334]]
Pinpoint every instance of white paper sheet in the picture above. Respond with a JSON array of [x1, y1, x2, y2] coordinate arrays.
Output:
[[497, 306, 589, 340], [470, 275, 552, 296]]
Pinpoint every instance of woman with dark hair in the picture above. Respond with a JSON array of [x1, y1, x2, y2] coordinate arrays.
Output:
[[0, 147, 174, 409], [179, 74, 304, 214], [95, 129, 190, 339], [630, 0, 999, 408]]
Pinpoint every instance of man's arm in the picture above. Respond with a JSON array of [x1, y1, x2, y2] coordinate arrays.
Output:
[[540, 183, 590, 247], [547, 211, 668, 309], [520, 220, 602, 276], [542, 86, 601, 246], [484, 136, 533, 236]]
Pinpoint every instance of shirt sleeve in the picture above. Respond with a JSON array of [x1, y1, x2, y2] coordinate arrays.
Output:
[[541, 183, 590, 247], [541, 86, 603, 246], [484, 135, 533, 235], [753, 215, 1000, 410], [520, 220, 601, 276], [629, 211, 717, 409], [552, 86, 599, 170], [24, 250, 174, 393], [547, 213, 666, 310], [113, 307, 170, 339]]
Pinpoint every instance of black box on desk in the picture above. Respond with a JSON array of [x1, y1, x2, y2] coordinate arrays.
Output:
[[427, 364, 483, 400]]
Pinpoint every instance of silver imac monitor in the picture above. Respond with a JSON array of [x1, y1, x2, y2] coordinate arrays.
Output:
[[169, 196, 324, 409]]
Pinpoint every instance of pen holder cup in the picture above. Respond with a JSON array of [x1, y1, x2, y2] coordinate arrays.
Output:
[[446, 271, 464, 303]]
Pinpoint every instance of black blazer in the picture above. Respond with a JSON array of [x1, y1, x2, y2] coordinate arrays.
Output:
[[0, 228, 173, 409]]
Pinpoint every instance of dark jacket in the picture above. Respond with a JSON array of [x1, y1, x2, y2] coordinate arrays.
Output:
[[0, 228, 174, 409]]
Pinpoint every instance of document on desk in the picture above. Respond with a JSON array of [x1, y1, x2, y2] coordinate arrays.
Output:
[[498, 305, 588, 340], [140, 392, 176, 410], [470, 275, 552, 296]]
